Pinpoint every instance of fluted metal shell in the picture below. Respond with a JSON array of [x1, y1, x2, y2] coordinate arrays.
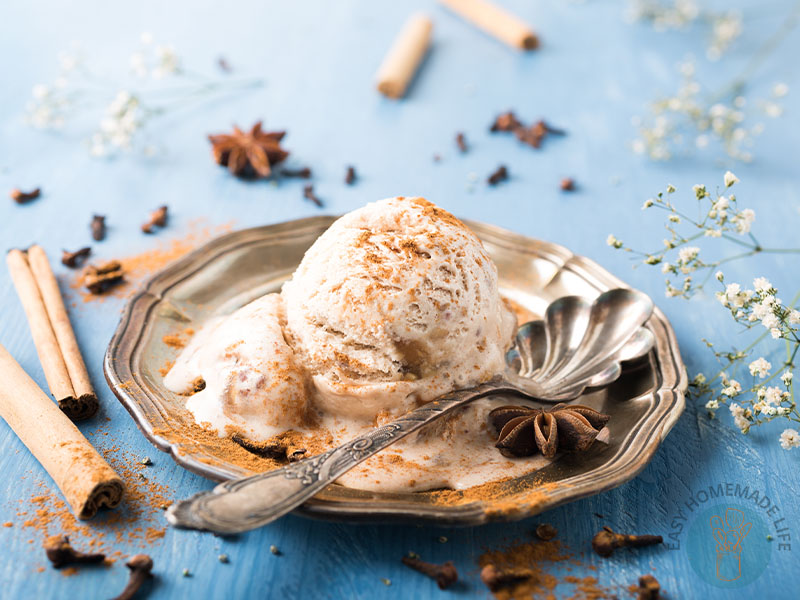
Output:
[[505, 289, 655, 401]]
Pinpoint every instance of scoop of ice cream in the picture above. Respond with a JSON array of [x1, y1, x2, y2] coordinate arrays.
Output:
[[164, 293, 308, 440], [281, 196, 516, 419]]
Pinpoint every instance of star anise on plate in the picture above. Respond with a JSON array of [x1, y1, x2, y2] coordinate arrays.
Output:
[[489, 404, 610, 459], [208, 121, 289, 178]]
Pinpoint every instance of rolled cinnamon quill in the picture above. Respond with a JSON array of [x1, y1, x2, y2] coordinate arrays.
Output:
[[439, 0, 538, 50], [7, 246, 98, 420], [375, 13, 433, 99], [0, 343, 123, 519]]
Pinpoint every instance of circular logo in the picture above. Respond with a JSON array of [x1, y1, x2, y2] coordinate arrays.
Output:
[[686, 503, 772, 588]]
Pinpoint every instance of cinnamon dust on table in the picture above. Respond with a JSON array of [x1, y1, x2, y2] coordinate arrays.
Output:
[[479, 539, 612, 600], [69, 219, 234, 303]]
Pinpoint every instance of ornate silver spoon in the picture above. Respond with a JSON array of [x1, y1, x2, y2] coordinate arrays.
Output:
[[166, 288, 654, 534]]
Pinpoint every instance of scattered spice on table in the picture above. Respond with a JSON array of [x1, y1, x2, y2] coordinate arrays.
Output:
[[345, 165, 357, 185], [303, 184, 323, 207], [535, 523, 557, 541], [61, 247, 91, 268], [490, 111, 566, 149], [455, 132, 468, 153], [11, 187, 41, 204], [591, 527, 663, 557], [401, 556, 458, 590], [632, 574, 661, 599], [560, 177, 576, 191], [280, 167, 312, 179], [217, 57, 232, 72], [208, 121, 289, 178], [141, 205, 168, 234], [487, 165, 509, 186], [83, 260, 125, 294], [112, 554, 153, 600], [91, 215, 106, 241]]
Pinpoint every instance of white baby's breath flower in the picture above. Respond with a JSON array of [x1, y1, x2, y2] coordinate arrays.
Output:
[[732, 208, 755, 233], [788, 310, 800, 325], [606, 234, 623, 249], [753, 277, 772, 293], [661, 262, 672, 274], [715, 271, 724, 282], [779, 429, 800, 450], [773, 82, 789, 98], [678, 246, 699, 263], [723, 171, 739, 187], [761, 313, 780, 330], [749, 357, 771, 378], [705, 399, 719, 412], [781, 371, 793, 386], [770, 327, 783, 339], [764, 386, 783, 405], [642, 198, 654, 209], [721, 380, 741, 397]]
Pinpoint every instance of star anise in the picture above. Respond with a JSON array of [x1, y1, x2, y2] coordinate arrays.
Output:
[[208, 121, 289, 178], [489, 404, 610, 459]]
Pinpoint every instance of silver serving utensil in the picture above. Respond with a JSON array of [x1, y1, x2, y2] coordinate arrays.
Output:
[[166, 288, 654, 534]]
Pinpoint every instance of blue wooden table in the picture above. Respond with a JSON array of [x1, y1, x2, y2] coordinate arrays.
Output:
[[1, 1, 798, 598]]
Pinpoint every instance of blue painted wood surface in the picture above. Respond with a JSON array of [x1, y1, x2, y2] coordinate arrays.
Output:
[[1, 1, 798, 598]]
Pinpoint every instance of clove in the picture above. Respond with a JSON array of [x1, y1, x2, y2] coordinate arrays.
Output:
[[487, 165, 509, 186], [480, 564, 533, 592], [11, 187, 41, 204], [303, 184, 323, 207], [591, 526, 663, 558], [84, 260, 124, 294], [455, 132, 468, 153], [535, 523, 558, 541], [401, 556, 458, 590], [43, 534, 105, 568], [635, 574, 660, 599], [141, 205, 168, 234], [560, 177, 576, 192], [112, 554, 153, 600], [61, 247, 92, 268], [345, 165, 357, 185], [280, 167, 312, 179], [91, 214, 107, 241]]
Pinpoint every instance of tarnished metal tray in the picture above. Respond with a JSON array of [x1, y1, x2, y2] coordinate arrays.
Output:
[[105, 216, 686, 525]]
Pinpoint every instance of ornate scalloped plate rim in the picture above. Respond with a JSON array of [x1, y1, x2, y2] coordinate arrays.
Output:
[[104, 216, 687, 526]]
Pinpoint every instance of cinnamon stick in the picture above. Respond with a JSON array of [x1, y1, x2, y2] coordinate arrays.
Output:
[[439, 0, 538, 50], [375, 13, 433, 99], [0, 343, 123, 519], [7, 247, 98, 420]]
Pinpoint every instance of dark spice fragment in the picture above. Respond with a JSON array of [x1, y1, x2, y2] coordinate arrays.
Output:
[[635, 574, 661, 599], [455, 132, 468, 153], [61, 247, 91, 268], [231, 432, 306, 462], [480, 564, 533, 592], [303, 184, 323, 207], [112, 554, 153, 600], [280, 167, 312, 179], [401, 556, 458, 590], [141, 205, 168, 234], [491, 111, 566, 149], [490, 111, 522, 133], [217, 57, 232, 72], [591, 527, 663, 558], [44, 535, 105, 568], [487, 165, 509, 186], [11, 187, 41, 204], [535, 523, 558, 541], [345, 165, 357, 185], [432, 154, 442, 163], [560, 177, 576, 191], [84, 260, 124, 294], [91, 215, 106, 241]]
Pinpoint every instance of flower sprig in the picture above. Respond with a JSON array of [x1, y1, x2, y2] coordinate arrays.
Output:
[[609, 173, 800, 449], [24, 33, 262, 158]]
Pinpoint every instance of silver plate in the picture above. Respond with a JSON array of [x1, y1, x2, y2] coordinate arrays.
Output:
[[104, 216, 687, 525]]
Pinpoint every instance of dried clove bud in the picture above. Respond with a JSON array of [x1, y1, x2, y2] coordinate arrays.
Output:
[[142, 206, 168, 234], [402, 556, 458, 590], [11, 187, 41, 204], [44, 534, 105, 568], [231, 432, 306, 463], [455, 132, 468, 153], [91, 215, 106, 241], [560, 177, 576, 191], [487, 165, 509, 186], [61, 247, 92, 268], [217, 56, 232, 72], [84, 260, 124, 294], [635, 574, 661, 599], [480, 564, 533, 592], [592, 526, 663, 558], [345, 165, 357, 185], [490, 111, 522, 133], [280, 167, 312, 179], [112, 554, 153, 600], [535, 523, 558, 541], [303, 184, 323, 207]]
